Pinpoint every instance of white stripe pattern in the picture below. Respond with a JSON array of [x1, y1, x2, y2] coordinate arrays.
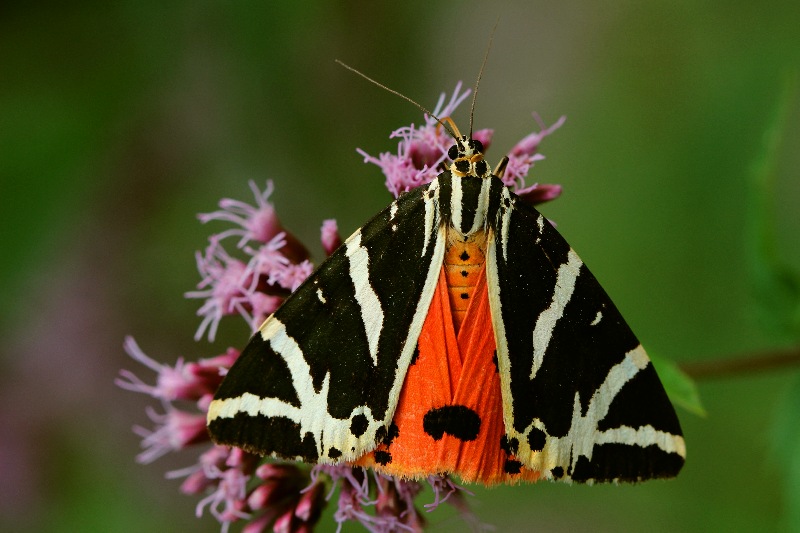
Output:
[[421, 180, 439, 258], [530, 249, 583, 379], [519, 345, 685, 478], [208, 317, 382, 460], [450, 175, 464, 233], [500, 189, 513, 261], [345, 232, 383, 366]]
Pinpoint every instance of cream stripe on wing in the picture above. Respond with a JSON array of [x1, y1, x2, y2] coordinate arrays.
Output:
[[530, 249, 582, 379], [345, 231, 383, 367], [450, 175, 463, 233]]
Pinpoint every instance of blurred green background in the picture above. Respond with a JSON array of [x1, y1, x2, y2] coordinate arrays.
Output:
[[2, 1, 799, 531]]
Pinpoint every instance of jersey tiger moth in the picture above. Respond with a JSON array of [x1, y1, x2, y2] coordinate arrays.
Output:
[[206, 94, 685, 485]]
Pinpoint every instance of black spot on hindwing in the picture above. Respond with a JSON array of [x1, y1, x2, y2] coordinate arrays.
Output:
[[500, 435, 519, 456], [383, 423, 399, 446], [374, 450, 392, 465], [423, 405, 481, 441], [504, 459, 522, 474], [374, 422, 399, 447]]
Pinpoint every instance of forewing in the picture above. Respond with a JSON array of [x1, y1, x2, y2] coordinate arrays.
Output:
[[486, 184, 685, 482], [208, 181, 447, 463]]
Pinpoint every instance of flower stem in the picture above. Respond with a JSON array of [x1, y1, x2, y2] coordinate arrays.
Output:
[[680, 346, 800, 380]]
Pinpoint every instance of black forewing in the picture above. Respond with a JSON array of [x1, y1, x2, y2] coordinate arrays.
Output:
[[210, 184, 440, 458], [491, 188, 683, 481]]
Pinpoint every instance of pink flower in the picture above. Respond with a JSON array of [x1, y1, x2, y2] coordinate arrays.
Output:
[[242, 233, 292, 297], [274, 260, 314, 292], [502, 114, 567, 192], [359, 85, 564, 207], [247, 292, 283, 332], [199, 180, 282, 246], [186, 241, 253, 342], [134, 406, 209, 463], [516, 182, 563, 205], [358, 82, 471, 196], [321, 219, 342, 256], [117, 337, 232, 402]]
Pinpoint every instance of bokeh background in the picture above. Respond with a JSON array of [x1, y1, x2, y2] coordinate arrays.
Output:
[[2, 1, 799, 531]]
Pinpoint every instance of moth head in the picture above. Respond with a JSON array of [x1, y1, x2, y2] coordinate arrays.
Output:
[[448, 136, 491, 179]]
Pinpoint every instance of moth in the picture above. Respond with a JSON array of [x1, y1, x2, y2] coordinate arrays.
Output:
[[207, 82, 685, 485]]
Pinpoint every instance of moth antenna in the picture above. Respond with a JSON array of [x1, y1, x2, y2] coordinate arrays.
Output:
[[335, 59, 458, 140], [442, 117, 463, 139], [469, 18, 499, 138]]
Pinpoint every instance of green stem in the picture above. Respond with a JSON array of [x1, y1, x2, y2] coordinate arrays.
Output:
[[680, 347, 800, 380]]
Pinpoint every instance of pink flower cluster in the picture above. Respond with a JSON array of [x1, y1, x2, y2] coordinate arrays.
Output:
[[185, 179, 317, 341], [119, 82, 563, 531], [357, 82, 564, 206]]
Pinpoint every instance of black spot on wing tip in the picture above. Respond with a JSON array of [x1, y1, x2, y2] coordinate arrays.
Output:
[[328, 447, 342, 459], [374, 450, 392, 465], [350, 414, 369, 437], [551, 466, 564, 479], [423, 405, 481, 441]]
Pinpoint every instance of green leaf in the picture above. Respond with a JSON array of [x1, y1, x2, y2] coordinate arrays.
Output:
[[770, 376, 800, 531], [649, 352, 706, 417], [746, 71, 800, 339]]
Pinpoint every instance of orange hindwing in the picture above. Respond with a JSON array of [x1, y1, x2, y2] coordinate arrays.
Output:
[[355, 230, 540, 484]]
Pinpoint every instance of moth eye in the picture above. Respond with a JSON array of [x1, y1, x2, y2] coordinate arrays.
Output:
[[472, 140, 484, 154], [448, 145, 458, 160]]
